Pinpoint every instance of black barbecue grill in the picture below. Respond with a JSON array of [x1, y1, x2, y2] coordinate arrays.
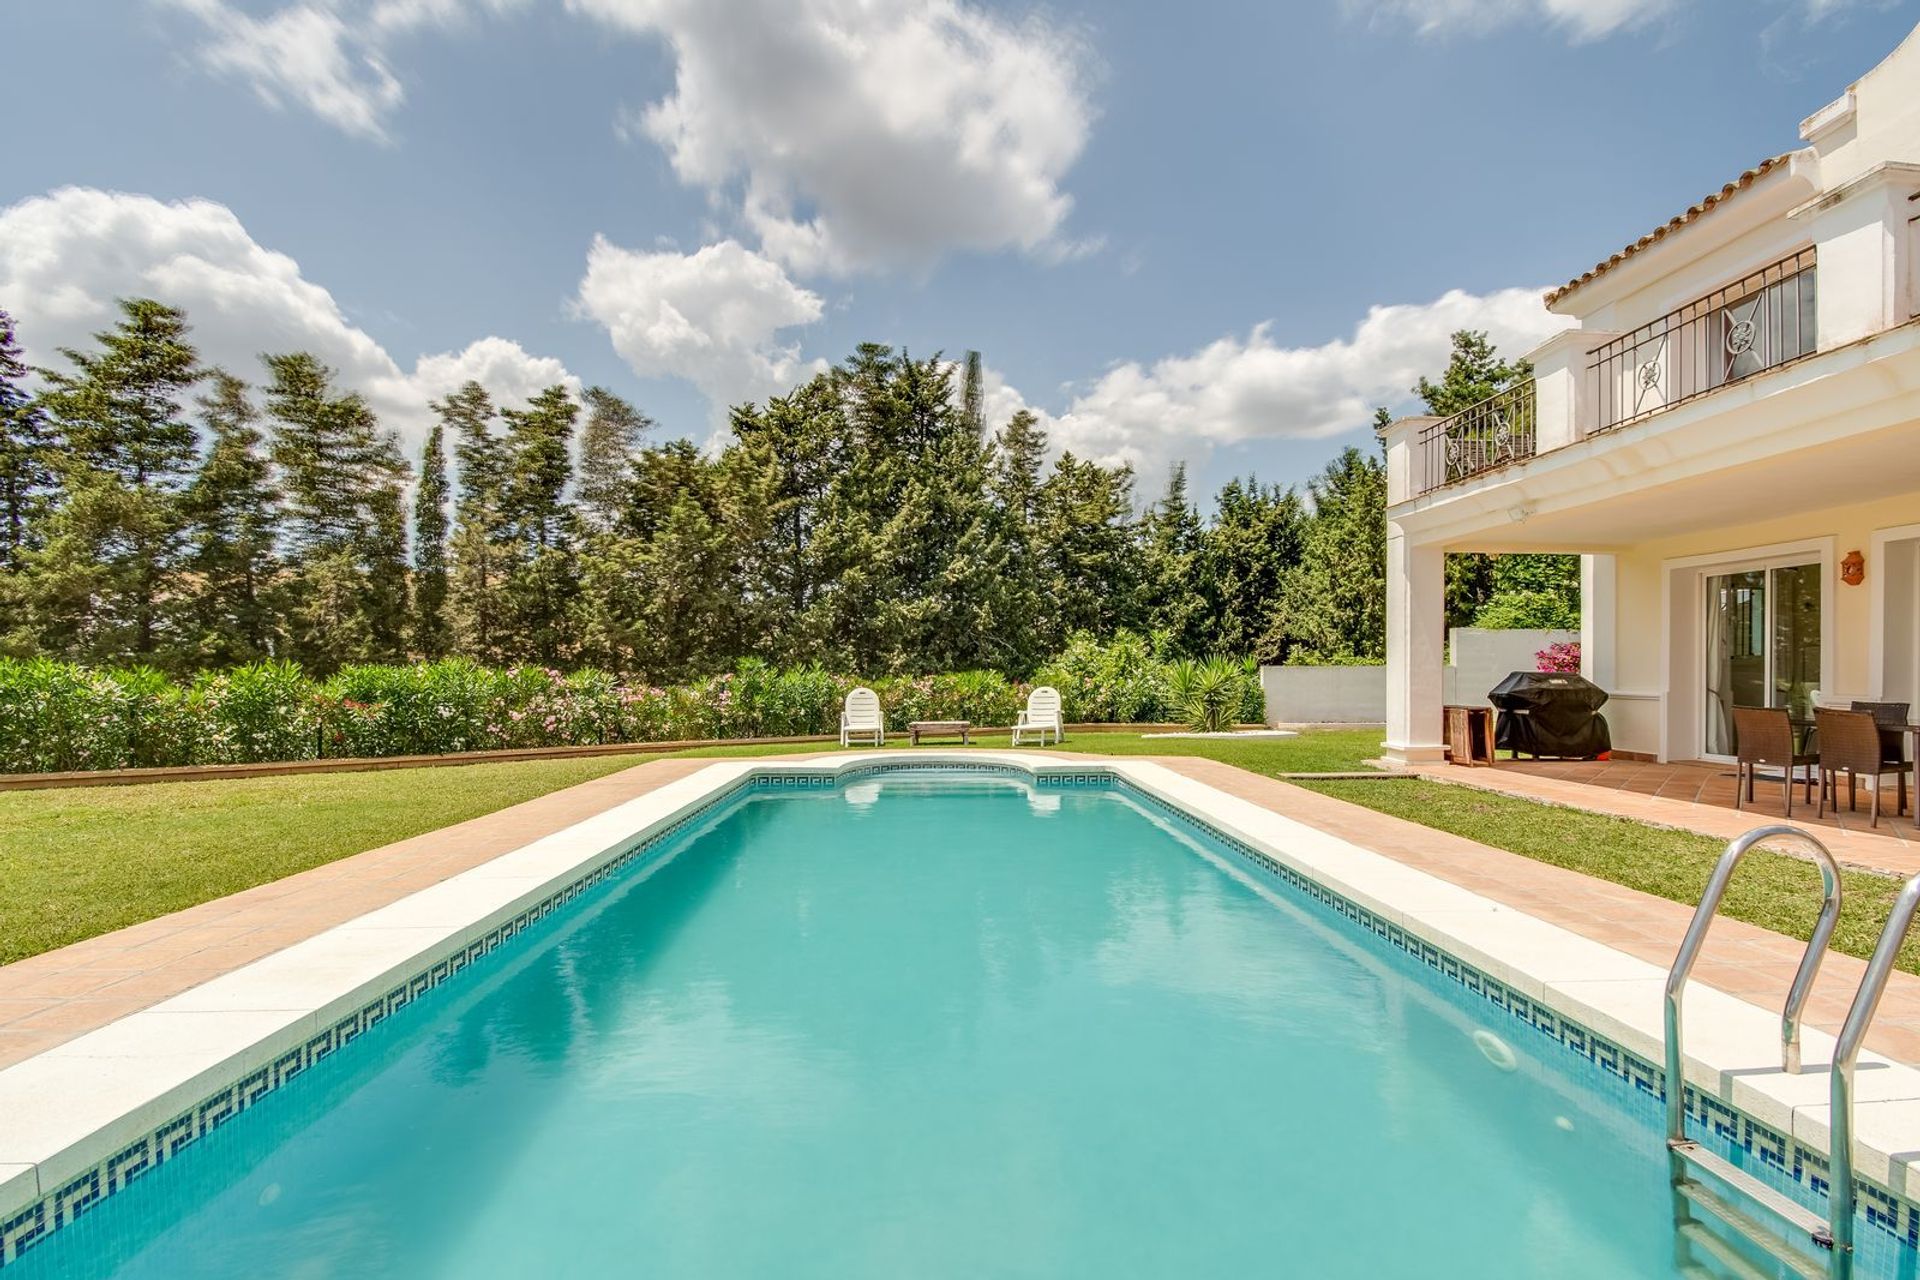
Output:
[[1488, 671, 1612, 760]]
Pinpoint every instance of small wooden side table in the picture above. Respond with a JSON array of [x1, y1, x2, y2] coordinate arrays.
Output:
[[1444, 705, 1495, 767], [908, 720, 972, 746]]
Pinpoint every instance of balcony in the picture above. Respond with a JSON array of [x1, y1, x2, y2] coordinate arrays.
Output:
[[1408, 248, 1822, 500], [1589, 247, 1817, 434], [1414, 379, 1536, 497]]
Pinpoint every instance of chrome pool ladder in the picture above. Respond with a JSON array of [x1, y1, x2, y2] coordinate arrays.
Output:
[[1666, 825, 1842, 1280]]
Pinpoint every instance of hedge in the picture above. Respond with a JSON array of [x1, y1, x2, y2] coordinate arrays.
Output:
[[0, 638, 1266, 775]]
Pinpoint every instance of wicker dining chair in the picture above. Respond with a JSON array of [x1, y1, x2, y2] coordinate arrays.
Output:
[[1851, 700, 1911, 816], [1817, 707, 1914, 828], [1731, 706, 1817, 817]]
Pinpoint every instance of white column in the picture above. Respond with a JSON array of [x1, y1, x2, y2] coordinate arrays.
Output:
[[1580, 554, 1617, 689], [1384, 527, 1447, 765]]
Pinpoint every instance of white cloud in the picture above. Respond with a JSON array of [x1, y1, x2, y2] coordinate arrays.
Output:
[[1348, 0, 1865, 40], [159, 0, 406, 141], [0, 187, 577, 449], [154, 0, 529, 142], [987, 287, 1571, 488], [573, 235, 826, 409], [576, 0, 1096, 275]]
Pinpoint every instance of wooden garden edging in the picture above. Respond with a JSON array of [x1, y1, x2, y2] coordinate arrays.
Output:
[[0, 724, 1222, 792]]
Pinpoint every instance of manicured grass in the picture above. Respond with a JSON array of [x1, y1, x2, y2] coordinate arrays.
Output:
[[664, 726, 1389, 775], [0, 730, 1381, 964], [1300, 778, 1920, 972], [0, 756, 641, 965]]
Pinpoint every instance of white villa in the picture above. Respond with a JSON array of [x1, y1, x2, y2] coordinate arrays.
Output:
[[1380, 24, 1920, 767]]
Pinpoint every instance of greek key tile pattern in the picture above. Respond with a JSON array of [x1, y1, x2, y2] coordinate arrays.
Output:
[[1108, 774, 1920, 1262], [0, 775, 757, 1268], [5, 761, 1916, 1272]]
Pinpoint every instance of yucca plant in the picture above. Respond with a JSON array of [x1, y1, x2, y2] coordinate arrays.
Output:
[[1169, 655, 1244, 733]]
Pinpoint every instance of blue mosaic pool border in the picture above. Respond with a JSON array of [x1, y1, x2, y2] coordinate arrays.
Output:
[[0, 773, 761, 1268], [5, 759, 1916, 1269], [1103, 772, 1920, 1257]]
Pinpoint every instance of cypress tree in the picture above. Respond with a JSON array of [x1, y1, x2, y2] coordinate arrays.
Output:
[[411, 424, 451, 657], [0, 309, 54, 572], [181, 371, 281, 664]]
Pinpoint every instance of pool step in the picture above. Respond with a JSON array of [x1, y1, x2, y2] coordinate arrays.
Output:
[[1677, 1221, 1799, 1280], [1674, 1163, 1830, 1280]]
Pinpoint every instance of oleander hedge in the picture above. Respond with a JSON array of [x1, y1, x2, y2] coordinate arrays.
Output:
[[0, 635, 1265, 774]]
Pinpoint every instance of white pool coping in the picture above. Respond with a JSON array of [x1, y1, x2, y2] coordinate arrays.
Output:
[[5, 751, 1920, 1235]]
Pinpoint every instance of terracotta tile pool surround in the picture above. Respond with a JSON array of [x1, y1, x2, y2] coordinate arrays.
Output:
[[9, 750, 1920, 1262]]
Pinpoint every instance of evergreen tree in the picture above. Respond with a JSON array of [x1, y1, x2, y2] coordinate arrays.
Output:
[[31, 298, 203, 664], [1139, 463, 1210, 657], [0, 310, 55, 571], [493, 385, 580, 663], [1265, 447, 1388, 661], [262, 352, 410, 669], [576, 386, 652, 534], [979, 409, 1050, 674], [1197, 476, 1305, 657], [1036, 452, 1142, 649], [180, 372, 281, 665], [961, 349, 985, 437], [411, 424, 451, 657], [441, 381, 507, 661]]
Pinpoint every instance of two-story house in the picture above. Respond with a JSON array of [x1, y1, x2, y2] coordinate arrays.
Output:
[[1378, 24, 1920, 769]]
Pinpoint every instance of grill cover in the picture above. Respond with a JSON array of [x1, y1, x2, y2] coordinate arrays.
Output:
[[1487, 671, 1612, 759]]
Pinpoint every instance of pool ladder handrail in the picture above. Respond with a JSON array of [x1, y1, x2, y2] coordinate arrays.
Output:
[[1826, 870, 1920, 1278], [1665, 825, 1844, 1279]]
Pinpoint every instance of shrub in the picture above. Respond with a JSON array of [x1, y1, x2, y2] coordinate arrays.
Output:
[[1472, 589, 1579, 631], [1033, 632, 1171, 723], [0, 658, 142, 772], [1536, 641, 1582, 674], [193, 661, 321, 764]]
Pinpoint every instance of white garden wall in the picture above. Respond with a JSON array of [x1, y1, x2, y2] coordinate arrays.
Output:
[[1260, 628, 1577, 724]]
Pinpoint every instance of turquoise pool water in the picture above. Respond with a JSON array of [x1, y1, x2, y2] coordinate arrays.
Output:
[[10, 772, 1875, 1276]]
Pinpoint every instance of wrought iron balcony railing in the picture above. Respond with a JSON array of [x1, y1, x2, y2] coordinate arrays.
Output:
[[1589, 247, 1817, 434], [1415, 378, 1537, 496]]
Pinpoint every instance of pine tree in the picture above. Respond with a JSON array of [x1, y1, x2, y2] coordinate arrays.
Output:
[[1140, 462, 1210, 657], [497, 384, 579, 663], [1036, 452, 1142, 649], [0, 310, 55, 572], [411, 424, 451, 657], [1265, 447, 1388, 662], [1197, 476, 1306, 657], [262, 352, 410, 669], [180, 372, 281, 664], [979, 409, 1049, 674], [32, 298, 203, 664], [576, 387, 652, 534]]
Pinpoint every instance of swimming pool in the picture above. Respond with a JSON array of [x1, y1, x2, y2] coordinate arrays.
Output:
[[5, 764, 1915, 1277]]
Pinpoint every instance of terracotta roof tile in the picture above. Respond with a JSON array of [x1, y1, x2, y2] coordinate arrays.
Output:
[[1544, 154, 1796, 308]]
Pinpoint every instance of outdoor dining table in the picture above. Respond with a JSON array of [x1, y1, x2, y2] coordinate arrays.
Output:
[[1785, 715, 1920, 829]]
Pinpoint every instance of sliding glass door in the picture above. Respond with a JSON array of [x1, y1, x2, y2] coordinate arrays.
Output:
[[1703, 562, 1821, 758]]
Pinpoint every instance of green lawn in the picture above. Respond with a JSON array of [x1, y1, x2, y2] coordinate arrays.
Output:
[[659, 726, 1388, 775], [0, 756, 642, 965], [0, 729, 1381, 964], [8, 726, 1908, 976], [1300, 778, 1920, 972]]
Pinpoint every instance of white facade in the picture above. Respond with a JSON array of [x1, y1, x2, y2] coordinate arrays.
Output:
[[1379, 25, 1920, 765]]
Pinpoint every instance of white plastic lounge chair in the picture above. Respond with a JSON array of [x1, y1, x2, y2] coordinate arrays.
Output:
[[1011, 686, 1064, 746], [840, 686, 885, 747]]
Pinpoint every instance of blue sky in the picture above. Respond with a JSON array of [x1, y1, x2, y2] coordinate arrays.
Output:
[[1, 0, 1913, 502]]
